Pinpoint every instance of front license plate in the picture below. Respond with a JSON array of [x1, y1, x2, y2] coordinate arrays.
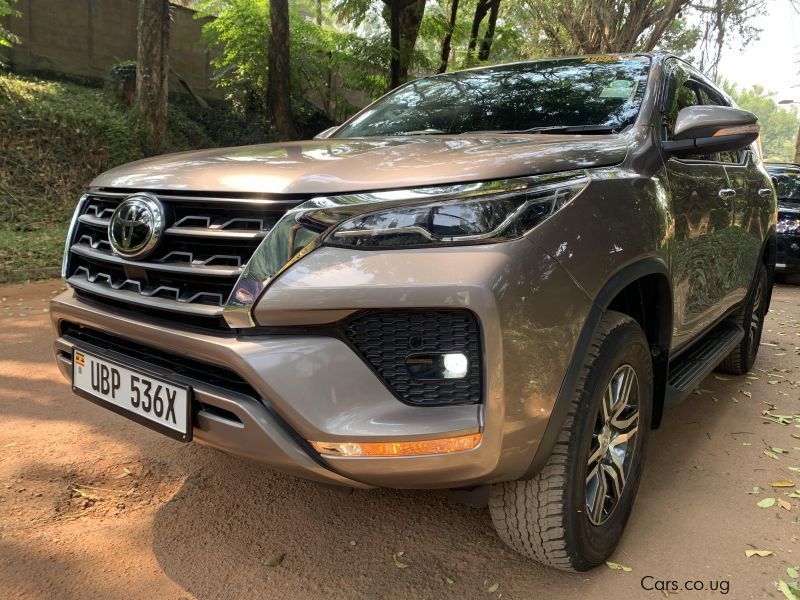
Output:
[[72, 349, 191, 442]]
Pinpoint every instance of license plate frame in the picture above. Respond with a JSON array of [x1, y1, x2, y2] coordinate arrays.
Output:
[[72, 347, 192, 442]]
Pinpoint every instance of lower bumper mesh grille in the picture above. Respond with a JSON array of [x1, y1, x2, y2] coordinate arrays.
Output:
[[343, 310, 483, 406]]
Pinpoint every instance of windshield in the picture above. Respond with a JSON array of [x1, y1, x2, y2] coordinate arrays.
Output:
[[335, 56, 651, 138], [772, 169, 800, 203]]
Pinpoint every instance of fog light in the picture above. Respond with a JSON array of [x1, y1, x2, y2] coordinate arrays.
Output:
[[442, 353, 469, 378], [310, 433, 482, 457], [406, 352, 469, 380]]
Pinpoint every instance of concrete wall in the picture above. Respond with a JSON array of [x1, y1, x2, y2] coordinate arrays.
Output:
[[0, 0, 217, 98]]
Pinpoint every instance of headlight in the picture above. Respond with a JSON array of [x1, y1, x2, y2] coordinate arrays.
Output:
[[325, 174, 589, 248]]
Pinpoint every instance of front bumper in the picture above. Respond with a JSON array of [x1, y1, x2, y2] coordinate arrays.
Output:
[[51, 239, 591, 489]]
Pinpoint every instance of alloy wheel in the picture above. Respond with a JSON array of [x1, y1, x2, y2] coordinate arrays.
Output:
[[585, 364, 640, 526], [748, 278, 765, 357]]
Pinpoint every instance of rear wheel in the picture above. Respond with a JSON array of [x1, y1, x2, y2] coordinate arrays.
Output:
[[717, 262, 769, 375], [489, 312, 652, 571]]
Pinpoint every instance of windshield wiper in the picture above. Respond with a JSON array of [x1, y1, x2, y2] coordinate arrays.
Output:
[[491, 125, 618, 135]]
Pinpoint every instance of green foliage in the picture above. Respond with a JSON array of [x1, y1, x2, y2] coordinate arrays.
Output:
[[195, 0, 387, 127], [723, 82, 800, 162], [195, 0, 271, 112], [0, 0, 21, 49], [0, 73, 215, 282]]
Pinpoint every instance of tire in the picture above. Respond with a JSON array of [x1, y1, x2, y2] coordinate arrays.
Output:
[[489, 311, 653, 571], [716, 262, 769, 375]]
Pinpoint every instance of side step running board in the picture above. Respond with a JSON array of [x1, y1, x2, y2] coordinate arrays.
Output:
[[664, 318, 744, 409]]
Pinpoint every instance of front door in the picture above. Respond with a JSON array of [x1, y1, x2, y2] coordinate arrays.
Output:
[[661, 60, 737, 350]]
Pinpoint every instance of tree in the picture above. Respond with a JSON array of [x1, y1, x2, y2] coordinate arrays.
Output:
[[0, 0, 20, 49], [437, 0, 459, 73], [268, 0, 297, 139], [724, 83, 800, 162], [385, 0, 427, 89], [695, 0, 765, 79], [465, 0, 500, 62], [477, 0, 500, 60], [519, 0, 693, 55], [136, 0, 170, 154]]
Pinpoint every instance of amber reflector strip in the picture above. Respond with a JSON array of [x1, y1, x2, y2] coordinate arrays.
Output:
[[310, 433, 482, 457]]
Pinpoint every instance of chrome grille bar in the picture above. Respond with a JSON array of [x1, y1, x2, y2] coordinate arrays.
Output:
[[63, 188, 302, 326]]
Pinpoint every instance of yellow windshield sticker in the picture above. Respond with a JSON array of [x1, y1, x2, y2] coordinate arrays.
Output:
[[583, 56, 621, 63]]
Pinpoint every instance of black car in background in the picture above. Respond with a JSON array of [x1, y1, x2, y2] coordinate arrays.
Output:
[[767, 163, 800, 282]]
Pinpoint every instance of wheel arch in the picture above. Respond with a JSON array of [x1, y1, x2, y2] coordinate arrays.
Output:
[[523, 257, 673, 479]]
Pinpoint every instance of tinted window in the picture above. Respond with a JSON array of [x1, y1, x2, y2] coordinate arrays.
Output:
[[336, 56, 651, 137], [772, 170, 800, 202], [663, 65, 702, 140]]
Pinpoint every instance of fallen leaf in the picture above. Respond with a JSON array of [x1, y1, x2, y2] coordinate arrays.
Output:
[[765, 450, 781, 460], [777, 580, 800, 600], [778, 499, 792, 511], [772, 480, 795, 488], [789, 467, 800, 473], [714, 375, 731, 381], [444, 575, 455, 586], [115, 468, 133, 479], [267, 553, 285, 567], [774, 448, 789, 454], [486, 583, 499, 593], [748, 486, 763, 494], [606, 561, 633, 572], [71, 486, 101, 501], [741, 390, 752, 398], [788, 567, 799, 579], [745, 550, 774, 557], [757, 497, 776, 508], [393, 551, 410, 569]]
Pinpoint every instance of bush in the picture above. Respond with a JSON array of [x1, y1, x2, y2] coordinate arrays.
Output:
[[0, 73, 217, 282]]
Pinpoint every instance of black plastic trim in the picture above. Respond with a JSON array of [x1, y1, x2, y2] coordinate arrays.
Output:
[[523, 257, 672, 479]]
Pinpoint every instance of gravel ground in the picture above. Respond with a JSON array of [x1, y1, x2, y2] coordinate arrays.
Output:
[[1, 279, 799, 600]]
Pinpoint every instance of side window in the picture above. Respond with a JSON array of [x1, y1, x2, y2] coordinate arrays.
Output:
[[663, 61, 700, 140], [696, 83, 743, 164]]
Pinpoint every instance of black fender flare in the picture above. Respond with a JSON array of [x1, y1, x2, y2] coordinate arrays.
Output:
[[522, 256, 672, 479]]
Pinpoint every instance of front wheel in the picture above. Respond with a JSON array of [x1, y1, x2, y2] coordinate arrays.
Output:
[[489, 312, 652, 571]]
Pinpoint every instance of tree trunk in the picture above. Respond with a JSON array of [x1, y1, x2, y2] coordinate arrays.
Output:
[[384, 0, 427, 90], [437, 0, 460, 73], [135, 0, 170, 155], [794, 125, 800, 164], [389, 0, 401, 88], [267, 0, 296, 140], [467, 0, 490, 58], [477, 0, 500, 61]]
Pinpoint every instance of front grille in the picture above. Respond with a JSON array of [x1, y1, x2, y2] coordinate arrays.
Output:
[[60, 321, 256, 396], [343, 310, 483, 406], [64, 189, 304, 328]]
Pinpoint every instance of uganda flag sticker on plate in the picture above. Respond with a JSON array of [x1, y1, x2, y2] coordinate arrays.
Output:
[[75, 352, 85, 373]]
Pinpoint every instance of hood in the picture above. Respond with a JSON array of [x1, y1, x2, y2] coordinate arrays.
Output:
[[91, 134, 630, 195]]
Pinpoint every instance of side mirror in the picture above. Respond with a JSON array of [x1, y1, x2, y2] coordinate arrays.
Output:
[[663, 106, 759, 155], [314, 126, 339, 140]]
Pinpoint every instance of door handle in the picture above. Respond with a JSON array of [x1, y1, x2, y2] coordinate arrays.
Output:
[[758, 188, 773, 198], [718, 188, 736, 200]]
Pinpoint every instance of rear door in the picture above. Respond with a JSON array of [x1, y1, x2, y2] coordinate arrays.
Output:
[[661, 59, 736, 350]]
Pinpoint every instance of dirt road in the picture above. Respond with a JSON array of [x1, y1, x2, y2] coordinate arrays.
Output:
[[1, 279, 799, 599]]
